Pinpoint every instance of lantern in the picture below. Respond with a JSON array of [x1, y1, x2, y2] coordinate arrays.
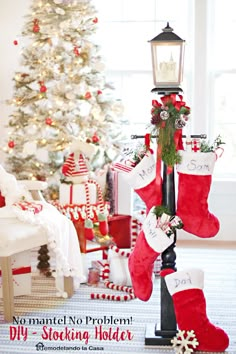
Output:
[[149, 22, 185, 93]]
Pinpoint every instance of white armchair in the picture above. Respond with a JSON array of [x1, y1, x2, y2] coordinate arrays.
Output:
[[0, 166, 84, 322]]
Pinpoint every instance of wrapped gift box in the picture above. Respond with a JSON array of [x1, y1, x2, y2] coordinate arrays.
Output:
[[108, 215, 131, 248], [113, 172, 133, 215], [0, 250, 31, 297], [108, 248, 132, 286], [59, 182, 97, 205]]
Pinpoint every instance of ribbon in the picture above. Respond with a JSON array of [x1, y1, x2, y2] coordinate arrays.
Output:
[[166, 129, 184, 175], [0, 266, 31, 277], [13, 201, 43, 214], [155, 143, 163, 207]]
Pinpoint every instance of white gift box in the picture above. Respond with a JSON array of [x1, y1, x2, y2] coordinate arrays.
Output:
[[59, 182, 97, 205], [113, 172, 133, 215], [108, 248, 132, 287], [0, 250, 31, 297]]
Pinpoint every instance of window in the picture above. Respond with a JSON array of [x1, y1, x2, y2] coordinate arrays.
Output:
[[95, 0, 236, 178], [207, 0, 236, 177]]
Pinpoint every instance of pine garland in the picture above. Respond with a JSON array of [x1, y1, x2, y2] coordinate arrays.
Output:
[[151, 94, 190, 167]]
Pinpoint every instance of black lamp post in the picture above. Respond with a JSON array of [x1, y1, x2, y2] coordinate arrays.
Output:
[[149, 22, 185, 94], [145, 23, 186, 346]]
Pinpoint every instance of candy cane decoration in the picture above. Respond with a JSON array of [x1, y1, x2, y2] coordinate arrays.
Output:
[[131, 216, 143, 250], [87, 179, 105, 214], [90, 245, 136, 301]]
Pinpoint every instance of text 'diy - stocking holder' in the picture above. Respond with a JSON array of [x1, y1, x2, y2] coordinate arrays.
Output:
[[131, 133, 206, 346]]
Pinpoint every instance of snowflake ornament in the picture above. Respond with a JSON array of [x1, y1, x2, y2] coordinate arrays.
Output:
[[171, 330, 199, 354]]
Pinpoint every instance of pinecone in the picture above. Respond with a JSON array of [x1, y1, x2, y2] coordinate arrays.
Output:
[[151, 114, 161, 125]]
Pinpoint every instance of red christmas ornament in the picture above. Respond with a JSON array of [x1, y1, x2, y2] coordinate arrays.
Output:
[[13, 40, 18, 46], [8, 140, 15, 148], [97, 90, 102, 95], [85, 92, 92, 99], [93, 17, 98, 23], [45, 117, 53, 125], [33, 19, 40, 33], [33, 25, 40, 33], [73, 46, 80, 56], [92, 134, 99, 143], [40, 85, 47, 93]]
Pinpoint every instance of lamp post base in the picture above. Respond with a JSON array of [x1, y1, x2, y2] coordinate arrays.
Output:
[[145, 323, 177, 346]]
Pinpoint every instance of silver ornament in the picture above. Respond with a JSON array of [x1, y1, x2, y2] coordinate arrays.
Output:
[[175, 118, 186, 129], [160, 110, 169, 120]]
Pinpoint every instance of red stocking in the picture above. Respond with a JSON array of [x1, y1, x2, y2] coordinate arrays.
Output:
[[164, 269, 229, 352], [128, 207, 174, 301], [125, 151, 162, 212], [176, 151, 219, 237]]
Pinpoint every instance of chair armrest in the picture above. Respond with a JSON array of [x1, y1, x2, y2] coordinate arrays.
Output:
[[18, 180, 48, 201], [18, 180, 48, 191]]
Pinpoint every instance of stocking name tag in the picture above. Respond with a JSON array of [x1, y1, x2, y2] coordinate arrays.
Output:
[[143, 207, 174, 253], [177, 151, 216, 175], [166, 269, 204, 295], [125, 152, 156, 189]]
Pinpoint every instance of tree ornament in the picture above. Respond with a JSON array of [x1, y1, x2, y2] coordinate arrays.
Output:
[[84, 92, 92, 99], [73, 46, 80, 56], [8, 140, 15, 149], [33, 19, 40, 33], [92, 134, 99, 143], [45, 117, 53, 125], [97, 90, 102, 95], [40, 85, 47, 93], [93, 17, 98, 23], [39, 81, 47, 93], [160, 110, 169, 120], [13, 40, 18, 46]]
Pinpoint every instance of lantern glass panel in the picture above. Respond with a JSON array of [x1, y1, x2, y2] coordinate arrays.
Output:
[[151, 42, 184, 87]]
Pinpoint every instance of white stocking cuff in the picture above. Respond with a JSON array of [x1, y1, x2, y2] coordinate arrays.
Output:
[[124, 151, 156, 189], [143, 207, 174, 253], [177, 151, 216, 175], [165, 268, 204, 296]]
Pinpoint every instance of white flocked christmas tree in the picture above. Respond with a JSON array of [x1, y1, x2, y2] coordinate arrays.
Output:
[[4, 0, 125, 187]]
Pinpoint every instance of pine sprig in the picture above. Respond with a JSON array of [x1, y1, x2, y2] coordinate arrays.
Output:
[[200, 135, 225, 152], [153, 205, 171, 217]]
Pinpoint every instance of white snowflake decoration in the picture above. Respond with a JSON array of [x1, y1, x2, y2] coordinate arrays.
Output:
[[171, 330, 199, 354]]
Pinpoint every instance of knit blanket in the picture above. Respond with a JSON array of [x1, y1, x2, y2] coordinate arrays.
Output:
[[0, 164, 85, 296]]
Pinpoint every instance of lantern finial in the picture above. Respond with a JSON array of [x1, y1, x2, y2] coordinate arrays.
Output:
[[163, 22, 173, 32]]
